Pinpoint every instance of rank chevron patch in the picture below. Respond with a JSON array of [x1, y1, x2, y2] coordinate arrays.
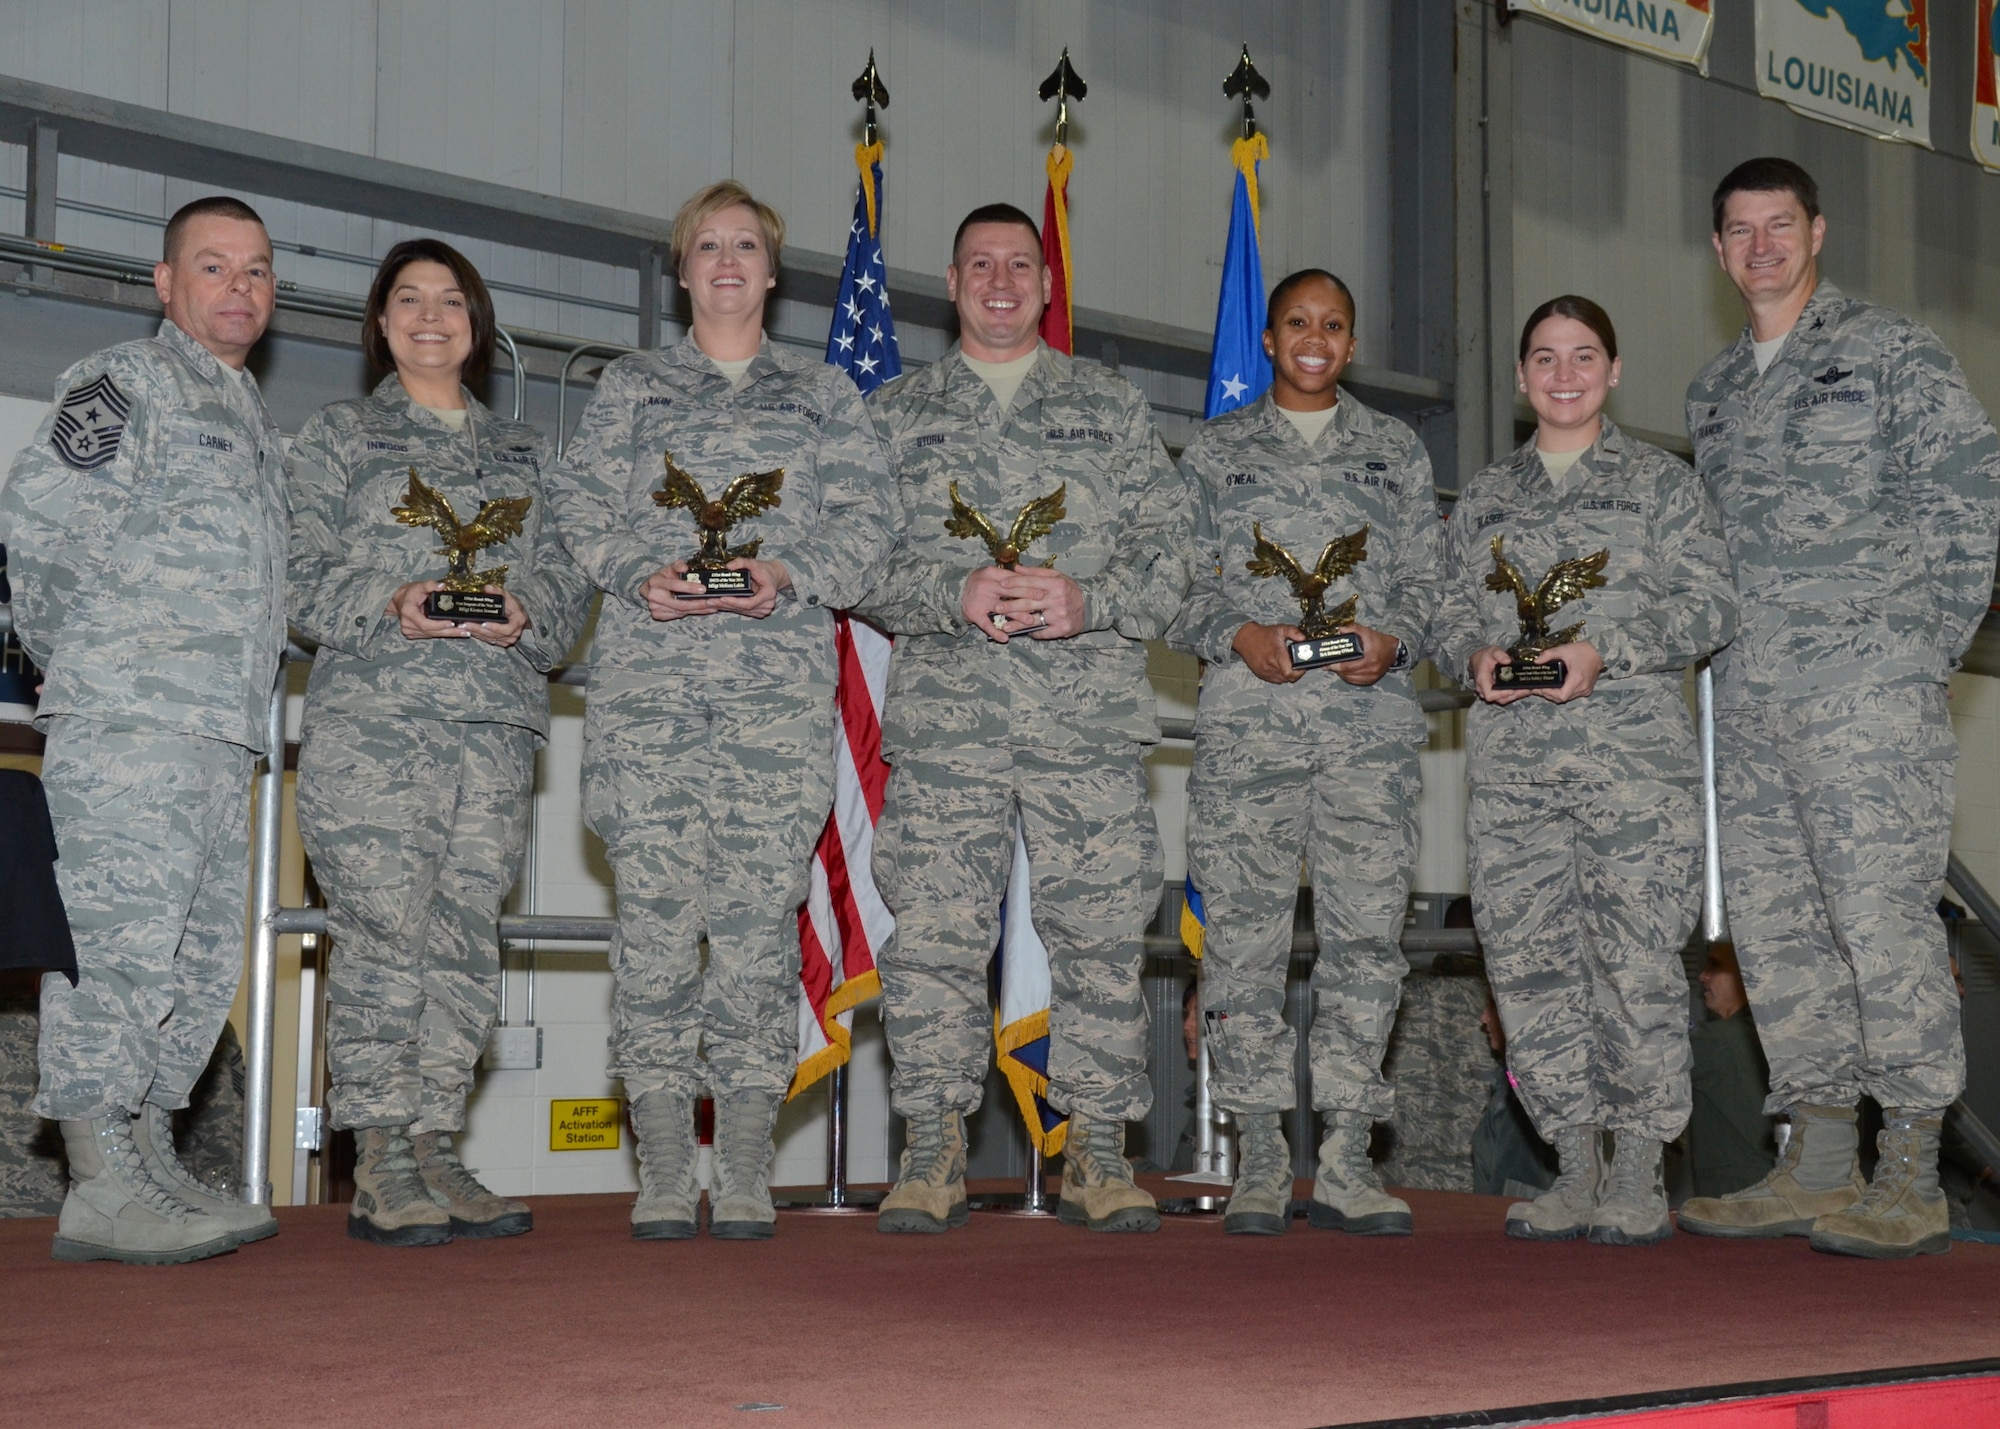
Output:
[[50, 373, 131, 471]]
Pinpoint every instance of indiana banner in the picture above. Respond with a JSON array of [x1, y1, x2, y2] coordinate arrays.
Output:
[[1510, 0, 1714, 73], [1976, 0, 2000, 170], [1756, 0, 1930, 146]]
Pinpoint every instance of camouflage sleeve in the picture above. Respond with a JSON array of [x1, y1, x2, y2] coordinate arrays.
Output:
[[776, 375, 902, 612], [545, 361, 664, 607], [1589, 452, 1737, 680], [508, 430, 597, 674], [1886, 324, 2000, 664], [1373, 433, 1444, 656], [284, 410, 406, 659], [1075, 392, 1194, 639], [0, 353, 161, 669], [1431, 492, 1487, 686], [1163, 436, 1245, 663], [847, 397, 977, 635]]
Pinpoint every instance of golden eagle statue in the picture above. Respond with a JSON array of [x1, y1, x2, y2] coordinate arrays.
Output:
[[652, 452, 786, 569], [390, 469, 531, 592], [945, 481, 1067, 568], [1485, 536, 1610, 656], [1244, 522, 1370, 638]]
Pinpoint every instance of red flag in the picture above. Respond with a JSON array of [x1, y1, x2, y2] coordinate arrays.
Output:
[[790, 614, 894, 1096], [1038, 143, 1074, 353]]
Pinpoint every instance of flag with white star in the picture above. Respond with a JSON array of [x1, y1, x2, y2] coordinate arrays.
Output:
[[1203, 132, 1272, 419], [825, 144, 902, 395]]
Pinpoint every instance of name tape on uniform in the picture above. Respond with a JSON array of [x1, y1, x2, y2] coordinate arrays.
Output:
[[549, 1098, 624, 1151]]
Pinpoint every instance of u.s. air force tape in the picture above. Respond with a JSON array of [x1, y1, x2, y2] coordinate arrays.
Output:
[[50, 374, 131, 472]]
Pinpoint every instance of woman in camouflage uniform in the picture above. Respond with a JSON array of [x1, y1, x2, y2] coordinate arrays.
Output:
[[290, 240, 591, 1247], [1434, 296, 1736, 1246], [546, 182, 898, 1242]]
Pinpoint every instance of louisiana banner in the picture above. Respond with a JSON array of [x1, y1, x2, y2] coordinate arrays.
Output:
[[1510, 0, 1713, 72], [790, 140, 901, 1098], [1756, 0, 1930, 146], [1976, 0, 2000, 171], [994, 821, 1066, 1156]]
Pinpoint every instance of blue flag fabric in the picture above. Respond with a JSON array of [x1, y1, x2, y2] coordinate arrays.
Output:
[[1204, 141, 1271, 420], [826, 152, 902, 395]]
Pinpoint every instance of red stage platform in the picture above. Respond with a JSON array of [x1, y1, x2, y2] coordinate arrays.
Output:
[[7, 1184, 1999, 1427]]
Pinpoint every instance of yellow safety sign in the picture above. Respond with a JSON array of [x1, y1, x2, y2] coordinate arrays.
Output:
[[549, 1098, 624, 1151]]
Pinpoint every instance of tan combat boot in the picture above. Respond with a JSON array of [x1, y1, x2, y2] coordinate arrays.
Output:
[[1588, 1135, 1671, 1246], [630, 1090, 700, 1240], [1224, 1111, 1293, 1236], [51, 1112, 239, 1266], [1508, 1126, 1601, 1240], [412, 1131, 532, 1239], [1057, 1113, 1160, 1232], [348, 1126, 453, 1247], [1809, 1112, 1951, 1259], [1678, 1103, 1864, 1238], [877, 1110, 969, 1234], [710, 1092, 779, 1240], [133, 1102, 278, 1245], [1308, 1111, 1412, 1235]]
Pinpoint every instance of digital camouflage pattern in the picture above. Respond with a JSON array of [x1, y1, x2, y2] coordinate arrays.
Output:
[[1716, 684, 1962, 1114], [0, 320, 288, 751], [855, 344, 1192, 756], [1170, 391, 1440, 1124], [296, 713, 536, 1131], [1433, 423, 1738, 782], [1686, 283, 2000, 708], [32, 718, 254, 1120], [550, 337, 897, 1104], [1439, 427, 1733, 1143], [1687, 284, 1998, 1119], [1378, 969, 1493, 1192], [857, 345, 1188, 1121], [288, 375, 594, 736], [870, 745, 1160, 1119]]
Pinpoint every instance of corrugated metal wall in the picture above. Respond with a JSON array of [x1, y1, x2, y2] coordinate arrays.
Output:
[[0, 0, 1393, 352]]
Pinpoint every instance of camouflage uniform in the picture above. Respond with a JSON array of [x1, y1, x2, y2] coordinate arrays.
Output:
[[548, 337, 898, 1103], [1379, 968, 1492, 1192], [289, 376, 591, 1131], [0, 319, 288, 1121], [1687, 283, 2000, 1117], [1434, 423, 1736, 1143], [1171, 393, 1441, 1123], [0, 999, 64, 1216], [856, 343, 1190, 1121]]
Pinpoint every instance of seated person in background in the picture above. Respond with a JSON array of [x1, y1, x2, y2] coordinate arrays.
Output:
[[1379, 941, 1494, 1194], [1686, 942, 1775, 1200], [1471, 987, 1558, 1199]]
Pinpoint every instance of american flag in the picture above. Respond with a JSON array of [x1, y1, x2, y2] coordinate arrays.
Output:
[[789, 142, 900, 1097]]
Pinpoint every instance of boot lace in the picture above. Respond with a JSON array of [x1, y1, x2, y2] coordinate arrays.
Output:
[[902, 1114, 953, 1182], [140, 1105, 215, 1201], [103, 1115, 200, 1218], [716, 1096, 774, 1191], [1235, 1118, 1289, 1189], [369, 1131, 437, 1213], [419, 1133, 492, 1203], [1850, 1128, 1920, 1216]]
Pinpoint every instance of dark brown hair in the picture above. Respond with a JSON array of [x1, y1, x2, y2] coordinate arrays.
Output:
[[1711, 157, 1820, 235], [361, 238, 497, 386], [1518, 294, 1618, 362], [951, 202, 1042, 264], [162, 196, 267, 264]]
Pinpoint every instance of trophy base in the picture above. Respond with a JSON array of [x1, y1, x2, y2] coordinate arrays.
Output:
[[1495, 657, 1567, 690], [425, 590, 507, 624], [678, 567, 755, 599], [1288, 633, 1363, 669]]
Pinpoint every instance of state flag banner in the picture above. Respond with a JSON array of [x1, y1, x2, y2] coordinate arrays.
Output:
[[1974, 0, 2000, 171], [995, 821, 1066, 1157], [1510, 0, 1713, 73], [1204, 132, 1272, 421], [1755, 0, 1930, 147]]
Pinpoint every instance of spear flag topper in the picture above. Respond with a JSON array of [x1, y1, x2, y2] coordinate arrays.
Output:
[[1224, 44, 1270, 140], [852, 48, 889, 146], [1039, 47, 1088, 145]]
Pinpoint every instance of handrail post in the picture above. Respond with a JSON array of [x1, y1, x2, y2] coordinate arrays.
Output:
[[240, 652, 288, 1207], [1698, 662, 1729, 945]]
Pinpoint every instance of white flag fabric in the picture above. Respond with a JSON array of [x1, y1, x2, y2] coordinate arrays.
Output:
[[1756, 0, 1930, 146]]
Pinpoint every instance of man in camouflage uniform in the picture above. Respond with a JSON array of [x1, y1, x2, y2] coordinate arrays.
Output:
[[0, 197, 289, 1263], [0, 989, 65, 1217], [857, 204, 1191, 1234], [1170, 269, 1442, 1236], [1680, 159, 2000, 1258]]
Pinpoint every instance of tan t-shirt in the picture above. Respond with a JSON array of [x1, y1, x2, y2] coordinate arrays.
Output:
[[961, 351, 1040, 412], [1279, 403, 1339, 448]]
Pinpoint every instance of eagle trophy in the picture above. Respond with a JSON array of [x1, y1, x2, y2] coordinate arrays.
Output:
[[390, 469, 531, 593], [652, 452, 786, 570], [945, 480, 1067, 568], [1244, 522, 1370, 639], [1484, 536, 1610, 658]]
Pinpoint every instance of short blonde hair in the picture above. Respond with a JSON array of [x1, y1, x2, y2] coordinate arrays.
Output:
[[669, 181, 785, 279]]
